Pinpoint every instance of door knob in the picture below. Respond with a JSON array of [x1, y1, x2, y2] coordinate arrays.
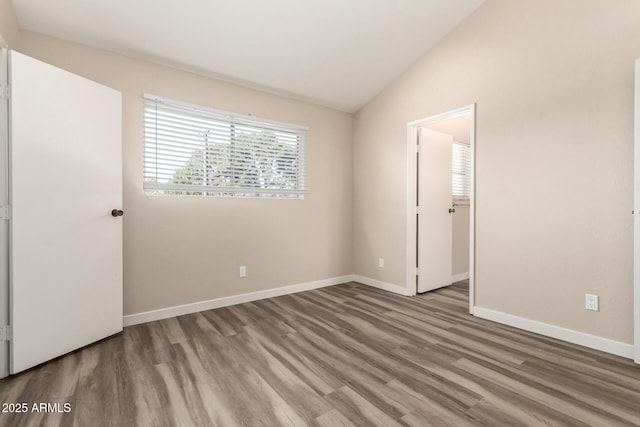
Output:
[[448, 208, 456, 214], [111, 209, 124, 217]]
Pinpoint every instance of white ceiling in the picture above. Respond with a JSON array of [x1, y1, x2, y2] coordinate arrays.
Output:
[[424, 115, 471, 145], [11, 0, 484, 112]]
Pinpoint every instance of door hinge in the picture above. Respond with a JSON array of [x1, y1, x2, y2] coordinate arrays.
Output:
[[0, 205, 10, 220], [0, 325, 11, 341], [0, 84, 9, 100], [416, 206, 421, 215], [415, 267, 419, 276]]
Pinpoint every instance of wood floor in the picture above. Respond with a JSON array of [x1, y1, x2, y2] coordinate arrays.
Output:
[[0, 281, 639, 426]]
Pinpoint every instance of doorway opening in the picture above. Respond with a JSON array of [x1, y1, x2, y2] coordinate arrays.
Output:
[[406, 104, 476, 314]]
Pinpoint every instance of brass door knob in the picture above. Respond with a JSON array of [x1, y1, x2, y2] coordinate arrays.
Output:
[[111, 209, 124, 217]]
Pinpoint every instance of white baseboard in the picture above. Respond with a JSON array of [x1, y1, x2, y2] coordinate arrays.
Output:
[[473, 306, 634, 359], [123, 276, 634, 360], [352, 275, 412, 296], [452, 272, 470, 282], [123, 275, 353, 327]]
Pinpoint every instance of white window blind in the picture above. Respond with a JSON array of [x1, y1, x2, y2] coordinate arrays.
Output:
[[143, 94, 307, 198], [452, 142, 471, 200]]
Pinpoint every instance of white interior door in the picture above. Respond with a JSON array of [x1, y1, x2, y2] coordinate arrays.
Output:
[[9, 51, 122, 373], [418, 127, 453, 293]]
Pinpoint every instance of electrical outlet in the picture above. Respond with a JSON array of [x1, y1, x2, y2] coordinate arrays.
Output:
[[239, 266, 246, 278], [585, 293, 599, 311], [378, 258, 384, 268]]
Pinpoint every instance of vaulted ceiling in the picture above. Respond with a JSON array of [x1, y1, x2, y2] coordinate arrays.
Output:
[[11, 0, 484, 112]]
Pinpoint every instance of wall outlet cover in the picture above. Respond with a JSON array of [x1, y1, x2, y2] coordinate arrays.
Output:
[[585, 293, 599, 311]]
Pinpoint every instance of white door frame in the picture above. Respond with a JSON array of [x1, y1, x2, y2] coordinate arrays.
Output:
[[406, 104, 476, 314], [0, 43, 9, 379], [633, 59, 640, 364]]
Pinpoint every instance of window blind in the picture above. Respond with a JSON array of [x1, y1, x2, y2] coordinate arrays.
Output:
[[452, 142, 471, 199], [143, 94, 307, 198]]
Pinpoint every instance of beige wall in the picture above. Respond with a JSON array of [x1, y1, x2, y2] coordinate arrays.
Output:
[[354, 0, 640, 344], [0, 0, 20, 48], [15, 31, 353, 316]]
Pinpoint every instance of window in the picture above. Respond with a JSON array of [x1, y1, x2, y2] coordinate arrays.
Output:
[[452, 142, 471, 200], [143, 94, 307, 198]]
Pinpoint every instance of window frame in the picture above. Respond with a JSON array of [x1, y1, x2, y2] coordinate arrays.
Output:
[[143, 94, 308, 199], [452, 142, 471, 204]]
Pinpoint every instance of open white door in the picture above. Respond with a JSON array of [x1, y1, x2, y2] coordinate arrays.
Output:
[[9, 51, 122, 373], [418, 128, 453, 293]]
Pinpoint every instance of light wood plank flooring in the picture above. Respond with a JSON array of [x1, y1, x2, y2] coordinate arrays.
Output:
[[0, 281, 639, 426]]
